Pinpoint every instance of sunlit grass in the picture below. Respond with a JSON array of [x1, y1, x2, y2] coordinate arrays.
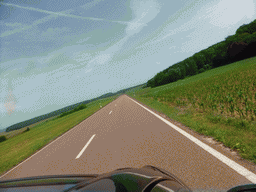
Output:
[[127, 56, 256, 164], [0, 95, 119, 176]]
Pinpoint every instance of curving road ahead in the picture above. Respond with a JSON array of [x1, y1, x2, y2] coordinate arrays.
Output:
[[1, 94, 256, 191]]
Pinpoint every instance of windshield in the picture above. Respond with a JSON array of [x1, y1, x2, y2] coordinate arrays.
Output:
[[1, 0, 256, 192]]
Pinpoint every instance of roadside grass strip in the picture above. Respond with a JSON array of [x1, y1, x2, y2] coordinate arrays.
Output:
[[126, 56, 256, 166], [0, 95, 118, 176]]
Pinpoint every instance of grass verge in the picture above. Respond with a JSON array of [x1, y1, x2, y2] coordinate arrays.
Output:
[[126, 56, 256, 165], [0, 95, 119, 176]]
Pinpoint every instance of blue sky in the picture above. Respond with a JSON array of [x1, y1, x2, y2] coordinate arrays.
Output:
[[0, 0, 255, 131]]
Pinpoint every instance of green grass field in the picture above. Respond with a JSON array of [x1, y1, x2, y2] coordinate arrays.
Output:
[[126, 56, 256, 165], [0, 56, 256, 177], [0, 95, 119, 176]]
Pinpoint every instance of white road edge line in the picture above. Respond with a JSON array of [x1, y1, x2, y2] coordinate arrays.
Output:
[[127, 96, 256, 184], [76, 134, 96, 159], [109, 111, 112, 114]]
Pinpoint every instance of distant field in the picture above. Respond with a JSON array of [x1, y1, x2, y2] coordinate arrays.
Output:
[[0, 95, 120, 176], [126, 56, 256, 165], [0, 115, 59, 139]]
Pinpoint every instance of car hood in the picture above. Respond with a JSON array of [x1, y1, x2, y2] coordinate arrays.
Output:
[[0, 173, 98, 191], [0, 165, 255, 192], [0, 165, 192, 192]]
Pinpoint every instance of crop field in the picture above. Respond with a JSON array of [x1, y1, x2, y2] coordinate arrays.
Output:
[[126, 56, 256, 164]]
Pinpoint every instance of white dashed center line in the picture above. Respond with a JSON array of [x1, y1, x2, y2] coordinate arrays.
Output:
[[109, 111, 112, 114], [76, 134, 96, 159]]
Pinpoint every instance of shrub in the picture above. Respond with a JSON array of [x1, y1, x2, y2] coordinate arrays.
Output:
[[203, 64, 212, 70], [0, 135, 7, 143], [76, 104, 87, 111], [22, 127, 30, 133], [72, 104, 87, 112], [199, 68, 205, 73]]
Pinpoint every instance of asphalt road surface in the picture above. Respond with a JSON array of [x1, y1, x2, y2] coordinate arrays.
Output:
[[1, 94, 256, 191]]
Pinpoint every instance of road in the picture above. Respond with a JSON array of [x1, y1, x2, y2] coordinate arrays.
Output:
[[1, 94, 256, 191]]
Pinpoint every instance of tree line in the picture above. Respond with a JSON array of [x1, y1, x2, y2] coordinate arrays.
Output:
[[146, 19, 256, 88]]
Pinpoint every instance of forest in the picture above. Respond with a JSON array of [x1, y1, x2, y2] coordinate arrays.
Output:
[[145, 19, 256, 88]]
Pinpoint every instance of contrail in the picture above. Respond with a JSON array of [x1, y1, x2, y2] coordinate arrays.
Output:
[[1, 3, 147, 26]]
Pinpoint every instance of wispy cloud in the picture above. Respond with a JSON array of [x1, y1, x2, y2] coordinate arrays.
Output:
[[147, 0, 255, 47], [126, 0, 160, 36], [1, 0, 161, 92], [41, 27, 70, 38], [86, 0, 161, 68], [85, 68, 92, 73], [5, 22, 23, 27], [92, 54, 111, 65], [76, 37, 91, 44], [0, 2, 147, 38], [203, 0, 255, 27], [1, 0, 157, 73], [2, 2, 145, 25]]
